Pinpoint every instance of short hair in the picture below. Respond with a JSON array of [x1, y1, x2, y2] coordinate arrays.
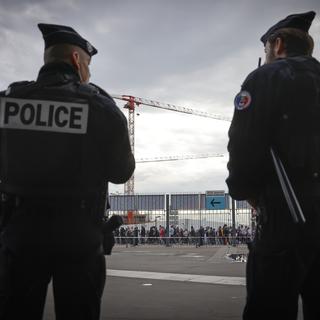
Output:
[[43, 43, 89, 64], [267, 27, 314, 56]]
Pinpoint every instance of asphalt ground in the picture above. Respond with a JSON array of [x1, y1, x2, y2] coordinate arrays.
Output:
[[43, 244, 303, 320]]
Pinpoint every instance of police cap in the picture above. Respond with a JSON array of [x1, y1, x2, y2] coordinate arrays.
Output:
[[38, 23, 98, 57], [260, 11, 316, 45]]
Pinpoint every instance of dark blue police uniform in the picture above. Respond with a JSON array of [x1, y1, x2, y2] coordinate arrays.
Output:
[[0, 24, 135, 320], [227, 11, 320, 320]]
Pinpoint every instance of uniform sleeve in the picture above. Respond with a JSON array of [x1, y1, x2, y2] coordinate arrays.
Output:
[[226, 69, 275, 200], [94, 95, 135, 184], [108, 110, 135, 184], [107, 110, 135, 184]]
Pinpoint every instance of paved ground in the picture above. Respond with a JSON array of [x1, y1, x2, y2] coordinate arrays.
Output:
[[43, 244, 303, 320]]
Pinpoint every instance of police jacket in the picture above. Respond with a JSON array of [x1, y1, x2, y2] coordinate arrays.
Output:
[[226, 55, 320, 201], [0, 62, 135, 199]]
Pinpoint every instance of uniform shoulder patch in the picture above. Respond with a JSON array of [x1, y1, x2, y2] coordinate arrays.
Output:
[[234, 91, 252, 110]]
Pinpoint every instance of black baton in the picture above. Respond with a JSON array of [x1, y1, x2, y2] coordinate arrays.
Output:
[[270, 147, 306, 224]]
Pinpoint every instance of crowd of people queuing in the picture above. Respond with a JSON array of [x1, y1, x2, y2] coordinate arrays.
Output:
[[114, 224, 253, 246]]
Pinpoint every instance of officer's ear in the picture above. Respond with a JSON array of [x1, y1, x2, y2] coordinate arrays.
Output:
[[274, 37, 286, 57], [70, 51, 81, 72]]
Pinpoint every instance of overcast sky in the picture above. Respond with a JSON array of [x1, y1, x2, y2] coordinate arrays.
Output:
[[0, 0, 319, 194]]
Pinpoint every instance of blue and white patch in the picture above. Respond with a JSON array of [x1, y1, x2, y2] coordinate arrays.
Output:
[[234, 91, 252, 110]]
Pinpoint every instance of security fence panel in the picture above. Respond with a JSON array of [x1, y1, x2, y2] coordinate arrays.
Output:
[[236, 200, 251, 209], [135, 194, 165, 210], [108, 193, 254, 246], [235, 200, 253, 229], [108, 195, 135, 211], [109, 194, 165, 211], [108, 194, 166, 226], [170, 194, 201, 235], [171, 194, 200, 210], [169, 193, 234, 231]]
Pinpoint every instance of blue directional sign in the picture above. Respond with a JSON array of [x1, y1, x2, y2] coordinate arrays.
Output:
[[205, 195, 226, 210]]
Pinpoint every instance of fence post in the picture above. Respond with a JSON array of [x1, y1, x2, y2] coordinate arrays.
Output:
[[231, 197, 236, 246], [165, 194, 170, 247], [198, 193, 202, 230]]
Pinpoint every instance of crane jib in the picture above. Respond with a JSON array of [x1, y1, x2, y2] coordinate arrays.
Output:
[[111, 94, 231, 122]]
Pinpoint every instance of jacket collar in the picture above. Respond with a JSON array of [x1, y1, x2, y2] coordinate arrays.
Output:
[[37, 62, 80, 84]]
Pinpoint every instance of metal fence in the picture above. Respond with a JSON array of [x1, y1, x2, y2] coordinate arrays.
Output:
[[114, 236, 251, 247], [108, 193, 255, 245]]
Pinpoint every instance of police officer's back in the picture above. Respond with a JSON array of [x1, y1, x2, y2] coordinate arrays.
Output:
[[0, 24, 135, 320]]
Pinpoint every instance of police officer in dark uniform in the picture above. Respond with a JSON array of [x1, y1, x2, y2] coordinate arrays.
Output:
[[0, 24, 135, 319], [226, 11, 320, 320]]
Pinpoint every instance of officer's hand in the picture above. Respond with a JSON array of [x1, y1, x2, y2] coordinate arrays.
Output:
[[103, 233, 115, 255]]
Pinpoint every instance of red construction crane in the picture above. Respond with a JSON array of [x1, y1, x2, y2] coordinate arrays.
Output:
[[111, 94, 231, 194]]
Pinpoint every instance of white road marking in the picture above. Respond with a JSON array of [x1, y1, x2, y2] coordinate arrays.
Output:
[[107, 269, 245, 286], [180, 254, 205, 258]]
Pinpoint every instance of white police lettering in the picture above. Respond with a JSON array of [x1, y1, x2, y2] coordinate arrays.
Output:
[[0, 98, 88, 134]]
